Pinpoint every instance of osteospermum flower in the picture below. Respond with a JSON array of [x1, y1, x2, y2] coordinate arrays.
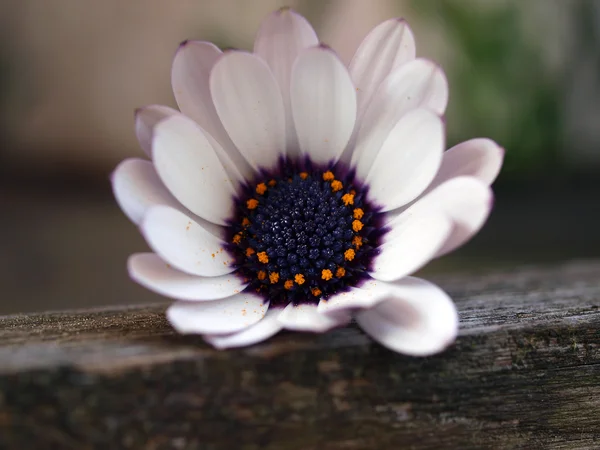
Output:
[[112, 8, 503, 356]]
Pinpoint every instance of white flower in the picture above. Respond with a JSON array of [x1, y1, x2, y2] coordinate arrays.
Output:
[[112, 8, 503, 356]]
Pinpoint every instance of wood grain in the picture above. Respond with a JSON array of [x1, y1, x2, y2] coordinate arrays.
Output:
[[0, 262, 599, 449]]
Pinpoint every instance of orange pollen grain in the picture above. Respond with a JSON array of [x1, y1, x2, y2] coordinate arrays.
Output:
[[256, 183, 267, 195], [284, 280, 294, 290], [242, 217, 251, 227], [335, 267, 346, 278], [294, 274, 306, 285], [232, 234, 242, 244], [299, 172, 308, 180], [353, 208, 364, 220], [269, 272, 280, 284], [342, 193, 354, 206], [352, 235, 363, 249], [247, 198, 259, 210], [344, 249, 356, 261], [331, 180, 343, 192], [257, 252, 269, 264], [257, 270, 267, 281], [268, 179, 277, 187], [352, 220, 364, 232], [322, 171, 335, 181], [321, 269, 333, 281], [245, 247, 255, 257], [311, 287, 322, 297]]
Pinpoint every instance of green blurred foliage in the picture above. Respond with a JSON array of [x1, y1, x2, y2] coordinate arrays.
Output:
[[411, 0, 563, 179]]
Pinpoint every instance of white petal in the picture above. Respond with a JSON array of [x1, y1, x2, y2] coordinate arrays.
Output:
[[135, 105, 179, 157], [136, 104, 246, 192], [290, 46, 357, 165], [111, 158, 180, 225], [128, 253, 246, 301], [317, 279, 392, 314], [428, 138, 504, 191], [356, 277, 458, 356], [210, 51, 286, 171], [379, 58, 449, 115], [204, 307, 284, 349], [351, 60, 448, 175], [370, 210, 452, 282], [171, 41, 254, 181], [140, 205, 235, 277], [429, 177, 493, 257], [384, 176, 493, 259], [360, 108, 444, 211], [171, 41, 220, 129], [167, 294, 269, 335], [349, 18, 416, 117], [277, 303, 351, 332], [254, 8, 318, 158], [152, 114, 236, 226], [110, 158, 224, 238]]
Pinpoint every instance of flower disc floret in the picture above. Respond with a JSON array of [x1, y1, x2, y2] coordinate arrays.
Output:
[[229, 165, 382, 306]]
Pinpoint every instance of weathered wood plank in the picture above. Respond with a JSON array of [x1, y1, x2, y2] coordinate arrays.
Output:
[[0, 262, 599, 449]]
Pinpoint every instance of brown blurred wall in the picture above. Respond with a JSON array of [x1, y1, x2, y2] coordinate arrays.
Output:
[[0, 0, 408, 173]]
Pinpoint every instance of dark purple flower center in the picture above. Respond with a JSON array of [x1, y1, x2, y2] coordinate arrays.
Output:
[[228, 162, 384, 307]]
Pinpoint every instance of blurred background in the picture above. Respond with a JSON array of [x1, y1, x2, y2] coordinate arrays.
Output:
[[1, 0, 599, 313]]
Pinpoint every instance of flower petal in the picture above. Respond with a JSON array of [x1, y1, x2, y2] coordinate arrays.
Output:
[[290, 46, 357, 165], [171, 41, 220, 131], [356, 277, 458, 356], [171, 41, 254, 181], [167, 294, 269, 335], [210, 51, 286, 171], [350, 60, 448, 173], [111, 158, 180, 225], [137, 105, 246, 192], [128, 253, 246, 301], [359, 108, 445, 211], [384, 176, 493, 258], [135, 105, 179, 157], [430, 177, 493, 257], [254, 8, 318, 158], [317, 279, 392, 314], [203, 307, 284, 349], [111, 158, 224, 238], [277, 302, 351, 332], [349, 18, 416, 117], [152, 114, 236, 226], [379, 58, 449, 116], [140, 205, 235, 277], [370, 210, 452, 282], [428, 138, 504, 191]]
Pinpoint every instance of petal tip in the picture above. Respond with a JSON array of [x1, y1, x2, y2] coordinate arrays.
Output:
[[108, 167, 117, 185], [497, 144, 506, 158], [272, 6, 305, 21], [203, 335, 228, 350], [126, 253, 146, 281], [488, 191, 496, 209]]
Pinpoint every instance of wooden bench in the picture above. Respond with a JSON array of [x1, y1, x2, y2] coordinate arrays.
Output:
[[0, 261, 598, 449]]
